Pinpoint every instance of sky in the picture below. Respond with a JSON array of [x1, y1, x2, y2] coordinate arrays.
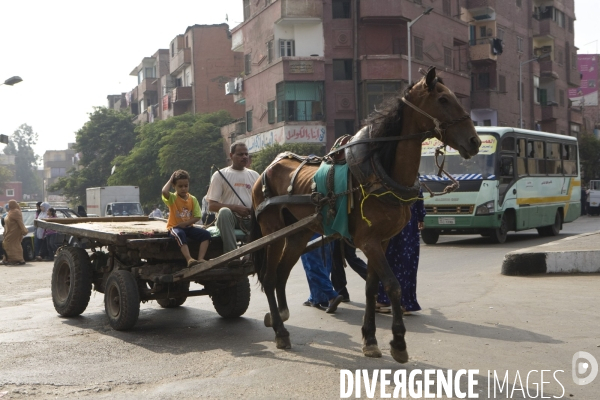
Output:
[[0, 0, 598, 165]]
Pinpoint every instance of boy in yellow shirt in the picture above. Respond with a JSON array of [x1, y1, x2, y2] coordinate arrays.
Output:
[[162, 170, 210, 267]]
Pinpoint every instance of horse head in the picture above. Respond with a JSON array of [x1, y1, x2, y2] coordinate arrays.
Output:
[[407, 67, 481, 159]]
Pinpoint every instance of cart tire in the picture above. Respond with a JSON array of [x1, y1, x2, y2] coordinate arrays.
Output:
[[211, 276, 251, 318], [104, 270, 140, 330], [421, 229, 439, 245], [23, 239, 34, 261], [51, 247, 93, 317], [156, 282, 190, 308]]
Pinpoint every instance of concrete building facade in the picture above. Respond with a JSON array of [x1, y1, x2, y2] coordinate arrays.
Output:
[[43, 144, 77, 202]]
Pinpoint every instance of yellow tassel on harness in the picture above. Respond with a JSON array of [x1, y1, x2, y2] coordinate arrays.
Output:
[[359, 184, 420, 226]]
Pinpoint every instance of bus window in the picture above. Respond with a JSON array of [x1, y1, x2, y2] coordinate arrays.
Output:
[[534, 141, 546, 174], [516, 138, 527, 176], [527, 141, 538, 174], [500, 157, 514, 184], [561, 144, 577, 176], [546, 142, 561, 175], [501, 137, 515, 151]]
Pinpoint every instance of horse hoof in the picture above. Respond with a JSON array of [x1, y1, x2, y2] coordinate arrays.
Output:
[[275, 336, 291, 349], [391, 347, 409, 364], [362, 344, 382, 358], [264, 313, 272, 327], [280, 309, 289, 322]]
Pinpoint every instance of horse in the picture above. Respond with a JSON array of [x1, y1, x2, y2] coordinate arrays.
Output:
[[250, 67, 480, 363]]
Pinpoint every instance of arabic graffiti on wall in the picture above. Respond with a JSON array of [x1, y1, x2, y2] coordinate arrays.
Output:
[[243, 125, 326, 153]]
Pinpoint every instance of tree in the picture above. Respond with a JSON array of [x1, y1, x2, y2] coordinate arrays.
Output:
[[50, 108, 136, 205], [579, 134, 600, 181], [109, 111, 232, 209], [0, 166, 13, 191], [3, 124, 42, 197], [249, 143, 325, 174]]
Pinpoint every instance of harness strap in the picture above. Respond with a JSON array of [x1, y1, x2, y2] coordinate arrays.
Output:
[[255, 194, 317, 217]]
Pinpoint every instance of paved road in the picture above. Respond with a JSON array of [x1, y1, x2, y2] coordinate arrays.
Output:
[[0, 217, 598, 399]]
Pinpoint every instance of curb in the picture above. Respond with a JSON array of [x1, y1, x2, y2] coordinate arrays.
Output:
[[501, 232, 600, 275]]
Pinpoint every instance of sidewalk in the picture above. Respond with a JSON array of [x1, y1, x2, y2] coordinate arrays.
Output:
[[502, 230, 600, 275]]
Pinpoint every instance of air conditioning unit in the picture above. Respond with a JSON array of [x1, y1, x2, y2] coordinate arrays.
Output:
[[225, 81, 238, 95]]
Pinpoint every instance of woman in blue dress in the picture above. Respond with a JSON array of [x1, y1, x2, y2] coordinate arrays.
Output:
[[376, 190, 426, 314]]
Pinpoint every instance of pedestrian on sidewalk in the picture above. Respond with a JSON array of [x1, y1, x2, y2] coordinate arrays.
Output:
[[1, 200, 28, 265], [376, 190, 426, 315], [330, 238, 367, 302], [301, 233, 344, 313]]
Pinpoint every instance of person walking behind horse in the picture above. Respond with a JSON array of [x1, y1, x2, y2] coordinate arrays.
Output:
[[331, 238, 368, 302], [162, 170, 211, 268], [376, 189, 426, 315], [1, 200, 28, 265], [301, 234, 344, 313], [149, 204, 163, 218], [34, 202, 51, 261], [206, 142, 259, 263]]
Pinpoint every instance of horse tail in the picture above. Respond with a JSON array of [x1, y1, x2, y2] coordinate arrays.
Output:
[[250, 209, 266, 287]]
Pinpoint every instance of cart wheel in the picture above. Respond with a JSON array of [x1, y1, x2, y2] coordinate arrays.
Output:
[[104, 270, 140, 330], [156, 282, 190, 308], [211, 276, 251, 318], [51, 247, 92, 317]]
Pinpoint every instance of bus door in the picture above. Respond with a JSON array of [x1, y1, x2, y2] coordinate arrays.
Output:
[[498, 136, 518, 207]]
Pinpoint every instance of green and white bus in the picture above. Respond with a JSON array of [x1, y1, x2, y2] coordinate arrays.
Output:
[[418, 127, 580, 244]]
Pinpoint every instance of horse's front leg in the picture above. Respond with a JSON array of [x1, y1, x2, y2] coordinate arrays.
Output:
[[362, 243, 409, 364]]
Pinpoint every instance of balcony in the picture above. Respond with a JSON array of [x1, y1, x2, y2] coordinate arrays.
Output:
[[533, 18, 564, 39], [469, 40, 497, 62], [569, 107, 583, 125], [138, 78, 157, 95], [282, 57, 325, 80], [539, 60, 560, 80], [359, 55, 405, 81], [170, 47, 191, 75], [470, 90, 501, 110], [172, 86, 192, 103], [541, 104, 557, 120], [567, 67, 581, 87], [275, 0, 322, 23], [359, 0, 403, 20], [466, 0, 496, 10]]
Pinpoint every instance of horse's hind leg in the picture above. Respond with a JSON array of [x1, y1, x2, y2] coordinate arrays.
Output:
[[362, 265, 382, 358]]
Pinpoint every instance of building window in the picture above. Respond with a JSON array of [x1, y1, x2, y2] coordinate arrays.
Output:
[[332, 0, 351, 19], [334, 120, 355, 138], [559, 89, 565, 107], [477, 73, 490, 90], [185, 36, 189, 48], [497, 27, 505, 40], [246, 110, 253, 132], [533, 76, 540, 103], [483, 119, 492, 126], [568, 17, 574, 33], [276, 82, 324, 122], [557, 49, 564, 66], [51, 167, 66, 176], [572, 53, 578, 70], [553, 9, 565, 28], [414, 37, 423, 60], [243, 0, 250, 20], [6, 189, 14, 197], [517, 36, 523, 53], [279, 40, 295, 57], [267, 40, 273, 63], [245, 53, 252, 75], [333, 59, 353, 80], [171, 42, 175, 57], [442, 0, 451, 16], [499, 75, 506, 93], [145, 67, 156, 79], [444, 47, 452, 68], [267, 101, 275, 124], [363, 81, 402, 118]]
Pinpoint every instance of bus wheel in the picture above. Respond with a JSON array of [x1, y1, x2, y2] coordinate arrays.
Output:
[[421, 229, 439, 245], [489, 215, 508, 244], [537, 211, 562, 237]]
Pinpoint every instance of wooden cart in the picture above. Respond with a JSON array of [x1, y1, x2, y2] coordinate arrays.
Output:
[[35, 215, 318, 330]]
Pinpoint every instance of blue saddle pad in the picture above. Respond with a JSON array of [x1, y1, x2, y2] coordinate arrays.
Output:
[[313, 162, 351, 238]]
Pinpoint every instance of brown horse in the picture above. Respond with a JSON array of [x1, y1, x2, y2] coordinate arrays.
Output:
[[250, 67, 480, 363]]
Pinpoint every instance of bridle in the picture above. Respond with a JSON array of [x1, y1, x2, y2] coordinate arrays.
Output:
[[400, 95, 471, 143]]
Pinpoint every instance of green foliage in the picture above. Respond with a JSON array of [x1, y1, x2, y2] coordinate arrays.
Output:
[[49, 107, 137, 205], [0, 166, 13, 190], [109, 111, 231, 209], [579, 134, 600, 181], [249, 143, 325, 174], [3, 124, 42, 197]]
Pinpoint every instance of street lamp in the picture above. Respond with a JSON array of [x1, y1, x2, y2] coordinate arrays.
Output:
[[1, 76, 23, 86], [519, 53, 550, 128], [407, 7, 434, 84]]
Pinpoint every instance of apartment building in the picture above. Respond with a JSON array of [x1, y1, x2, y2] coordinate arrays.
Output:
[[127, 49, 171, 124], [569, 53, 599, 137], [160, 24, 245, 121], [223, 0, 472, 154], [43, 144, 77, 202], [467, 0, 580, 135]]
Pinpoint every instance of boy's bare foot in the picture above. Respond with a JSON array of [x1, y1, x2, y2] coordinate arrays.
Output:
[[187, 259, 206, 268]]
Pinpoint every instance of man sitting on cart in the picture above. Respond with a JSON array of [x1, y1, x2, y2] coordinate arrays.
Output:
[[206, 142, 259, 265], [162, 170, 211, 268]]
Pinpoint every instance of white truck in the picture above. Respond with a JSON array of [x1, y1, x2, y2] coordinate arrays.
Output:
[[588, 180, 600, 216], [86, 186, 144, 217]]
